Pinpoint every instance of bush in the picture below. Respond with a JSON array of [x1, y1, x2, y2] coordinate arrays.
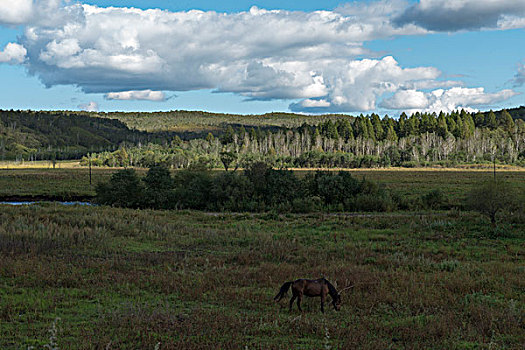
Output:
[[421, 189, 446, 210], [309, 171, 360, 205], [264, 169, 302, 205], [142, 166, 176, 209], [173, 170, 212, 210], [210, 172, 254, 211], [93, 164, 396, 213], [95, 168, 144, 208], [465, 179, 519, 225], [291, 196, 322, 213], [350, 193, 395, 212]]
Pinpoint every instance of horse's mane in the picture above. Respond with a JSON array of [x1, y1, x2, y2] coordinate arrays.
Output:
[[323, 278, 339, 297]]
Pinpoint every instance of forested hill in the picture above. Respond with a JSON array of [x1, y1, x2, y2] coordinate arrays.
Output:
[[87, 106, 525, 169], [92, 110, 356, 133], [91, 107, 525, 134], [1, 106, 524, 163], [489, 106, 525, 121], [0, 110, 169, 161]]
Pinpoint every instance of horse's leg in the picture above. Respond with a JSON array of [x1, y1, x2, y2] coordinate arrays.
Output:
[[297, 293, 303, 312], [289, 295, 297, 312], [320, 294, 325, 313]]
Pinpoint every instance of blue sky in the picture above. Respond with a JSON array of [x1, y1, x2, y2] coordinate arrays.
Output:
[[0, 0, 524, 115]]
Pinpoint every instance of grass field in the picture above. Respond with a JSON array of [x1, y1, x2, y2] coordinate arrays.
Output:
[[0, 166, 523, 204], [0, 166, 523, 348], [0, 206, 523, 349]]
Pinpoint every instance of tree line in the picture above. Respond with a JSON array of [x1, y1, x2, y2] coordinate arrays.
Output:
[[85, 108, 525, 169], [96, 164, 525, 228], [95, 164, 452, 212], [2, 107, 524, 167]]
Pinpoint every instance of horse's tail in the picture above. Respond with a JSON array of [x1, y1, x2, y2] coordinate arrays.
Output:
[[274, 281, 293, 302]]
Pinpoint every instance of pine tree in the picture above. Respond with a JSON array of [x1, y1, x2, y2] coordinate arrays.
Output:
[[385, 124, 398, 142], [486, 110, 497, 129], [500, 110, 515, 133], [366, 118, 376, 141], [398, 112, 408, 137], [463, 112, 475, 138], [336, 119, 353, 141], [372, 114, 384, 140], [324, 120, 339, 139], [474, 112, 485, 127]]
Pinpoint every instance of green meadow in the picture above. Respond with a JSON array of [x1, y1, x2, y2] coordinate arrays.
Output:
[[0, 167, 523, 348], [0, 166, 523, 203], [0, 206, 523, 349]]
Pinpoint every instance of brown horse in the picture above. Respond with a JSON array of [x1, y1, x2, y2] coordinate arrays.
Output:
[[274, 278, 352, 313]]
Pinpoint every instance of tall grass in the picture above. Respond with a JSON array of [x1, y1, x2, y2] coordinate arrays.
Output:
[[0, 206, 523, 348]]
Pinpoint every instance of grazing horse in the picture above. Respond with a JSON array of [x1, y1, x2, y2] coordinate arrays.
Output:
[[274, 278, 352, 313]]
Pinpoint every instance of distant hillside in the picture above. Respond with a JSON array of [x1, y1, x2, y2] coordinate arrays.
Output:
[[505, 106, 525, 121], [92, 110, 356, 133], [1, 106, 524, 162], [480, 106, 525, 122], [93, 107, 525, 134], [0, 110, 168, 161]]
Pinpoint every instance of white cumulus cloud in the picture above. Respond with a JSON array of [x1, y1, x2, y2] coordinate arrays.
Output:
[[290, 56, 441, 112], [0, 1, 519, 113], [14, 2, 439, 112], [0, 43, 27, 64], [382, 87, 519, 113], [0, 0, 33, 25], [381, 89, 429, 109], [105, 90, 167, 101]]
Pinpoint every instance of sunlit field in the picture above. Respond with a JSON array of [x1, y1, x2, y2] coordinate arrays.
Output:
[[0, 165, 523, 203], [0, 206, 523, 349], [0, 161, 81, 169]]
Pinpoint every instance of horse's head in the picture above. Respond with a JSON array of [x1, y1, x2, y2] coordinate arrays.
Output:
[[334, 284, 354, 310], [333, 294, 342, 311]]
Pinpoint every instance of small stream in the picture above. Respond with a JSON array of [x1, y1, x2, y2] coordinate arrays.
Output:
[[0, 201, 93, 206]]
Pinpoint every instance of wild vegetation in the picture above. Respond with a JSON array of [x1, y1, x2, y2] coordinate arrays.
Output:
[[1, 166, 523, 203], [93, 106, 525, 133], [2, 107, 525, 169], [95, 165, 401, 213], [1, 107, 523, 348], [0, 110, 165, 161], [85, 108, 525, 169], [0, 205, 523, 349]]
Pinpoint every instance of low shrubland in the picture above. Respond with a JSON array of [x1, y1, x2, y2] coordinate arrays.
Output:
[[95, 164, 402, 213]]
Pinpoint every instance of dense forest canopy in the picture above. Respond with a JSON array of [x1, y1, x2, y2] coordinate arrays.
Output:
[[1, 107, 524, 167], [92, 110, 358, 133], [0, 110, 169, 161], [85, 107, 525, 168]]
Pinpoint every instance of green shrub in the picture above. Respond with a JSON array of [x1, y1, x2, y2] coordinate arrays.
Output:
[[173, 170, 212, 210], [143, 166, 176, 209], [421, 189, 445, 209], [95, 168, 144, 208], [351, 193, 395, 212], [465, 179, 519, 225], [94, 163, 395, 213], [291, 196, 322, 213], [210, 172, 253, 211]]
